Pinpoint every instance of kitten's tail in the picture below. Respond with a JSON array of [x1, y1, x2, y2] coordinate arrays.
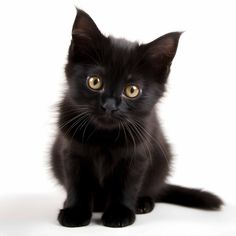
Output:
[[156, 184, 223, 210]]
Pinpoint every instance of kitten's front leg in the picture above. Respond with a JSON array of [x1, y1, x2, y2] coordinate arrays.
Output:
[[58, 155, 93, 227], [102, 157, 148, 227]]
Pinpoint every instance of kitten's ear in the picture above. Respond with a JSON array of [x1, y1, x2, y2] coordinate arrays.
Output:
[[69, 9, 104, 63], [72, 8, 102, 40], [139, 32, 182, 84], [143, 32, 182, 67]]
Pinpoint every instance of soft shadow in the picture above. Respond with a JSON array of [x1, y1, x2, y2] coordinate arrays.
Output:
[[137, 203, 236, 226], [0, 193, 103, 227], [0, 193, 63, 225], [0, 194, 235, 230]]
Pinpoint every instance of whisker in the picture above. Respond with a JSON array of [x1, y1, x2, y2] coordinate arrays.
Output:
[[125, 122, 138, 168], [132, 119, 169, 166], [126, 122, 137, 154], [114, 122, 121, 142], [82, 116, 94, 144], [86, 121, 96, 142], [120, 121, 129, 157], [59, 111, 90, 130], [125, 118, 152, 163], [68, 114, 91, 147], [64, 112, 90, 137]]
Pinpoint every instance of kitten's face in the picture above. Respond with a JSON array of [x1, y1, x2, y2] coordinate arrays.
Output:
[[65, 9, 181, 129]]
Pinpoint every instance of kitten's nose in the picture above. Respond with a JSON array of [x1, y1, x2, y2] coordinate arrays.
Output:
[[101, 98, 118, 113]]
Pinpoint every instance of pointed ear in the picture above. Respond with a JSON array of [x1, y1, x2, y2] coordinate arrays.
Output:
[[68, 9, 104, 63], [144, 32, 182, 66], [72, 8, 102, 40]]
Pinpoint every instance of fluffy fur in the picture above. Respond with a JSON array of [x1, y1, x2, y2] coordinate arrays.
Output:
[[51, 9, 223, 228]]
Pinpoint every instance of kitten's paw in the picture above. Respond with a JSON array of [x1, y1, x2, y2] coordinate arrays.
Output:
[[58, 207, 91, 227], [136, 196, 154, 214], [102, 204, 135, 227]]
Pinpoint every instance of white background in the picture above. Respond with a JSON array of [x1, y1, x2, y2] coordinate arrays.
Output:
[[0, 0, 235, 235]]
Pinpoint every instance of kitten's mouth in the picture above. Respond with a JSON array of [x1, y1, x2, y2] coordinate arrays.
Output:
[[93, 114, 119, 128], [97, 115, 116, 123]]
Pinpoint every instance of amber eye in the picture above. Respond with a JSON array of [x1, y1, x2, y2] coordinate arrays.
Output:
[[87, 76, 103, 90], [124, 85, 140, 98]]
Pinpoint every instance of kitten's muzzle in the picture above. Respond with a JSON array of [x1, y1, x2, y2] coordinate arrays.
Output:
[[100, 98, 118, 114]]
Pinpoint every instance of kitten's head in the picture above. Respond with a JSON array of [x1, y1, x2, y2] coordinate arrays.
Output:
[[65, 9, 181, 129]]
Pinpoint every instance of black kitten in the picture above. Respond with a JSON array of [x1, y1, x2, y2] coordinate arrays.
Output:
[[51, 9, 223, 228]]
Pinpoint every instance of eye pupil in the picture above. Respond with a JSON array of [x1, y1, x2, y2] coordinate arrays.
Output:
[[87, 76, 103, 90], [124, 85, 140, 98]]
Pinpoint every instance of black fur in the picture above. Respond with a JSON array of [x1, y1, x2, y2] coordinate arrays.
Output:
[[51, 9, 223, 228]]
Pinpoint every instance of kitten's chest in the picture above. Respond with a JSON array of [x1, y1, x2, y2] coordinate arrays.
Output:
[[90, 146, 117, 185]]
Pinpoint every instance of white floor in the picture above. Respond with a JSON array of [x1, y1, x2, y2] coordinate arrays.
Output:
[[0, 193, 235, 236]]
